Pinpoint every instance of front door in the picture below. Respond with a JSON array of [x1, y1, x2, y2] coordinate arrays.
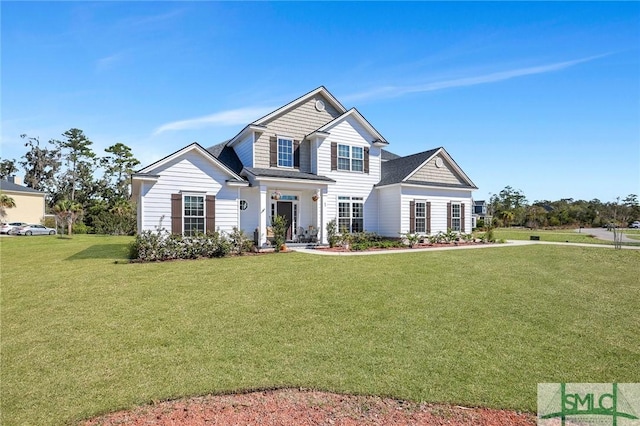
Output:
[[277, 201, 293, 241]]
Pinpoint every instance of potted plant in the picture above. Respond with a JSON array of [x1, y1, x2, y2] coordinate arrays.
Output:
[[271, 191, 281, 200], [312, 190, 320, 202]]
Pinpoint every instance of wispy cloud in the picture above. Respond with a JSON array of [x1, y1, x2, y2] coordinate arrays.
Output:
[[96, 51, 126, 71], [343, 54, 609, 103], [153, 106, 276, 135], [120, 9, 186, 29]]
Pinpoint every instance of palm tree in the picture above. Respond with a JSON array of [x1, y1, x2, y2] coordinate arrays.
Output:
[[53, 199, 83, 236], [109, 200, 134, 235], [500, 210, 515, 228], [0, 192, 16, 220]]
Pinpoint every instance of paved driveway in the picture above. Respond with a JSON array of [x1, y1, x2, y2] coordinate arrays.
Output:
[[579, 227, 637, 243]]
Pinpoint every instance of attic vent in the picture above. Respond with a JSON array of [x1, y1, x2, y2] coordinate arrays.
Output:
[[315, 99, 325, 112], [435, 157, 444, 168]]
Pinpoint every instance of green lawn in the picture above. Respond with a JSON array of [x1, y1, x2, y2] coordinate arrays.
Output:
[[494, 227, 640, 245], [1, 235, 639, 425], [624, 229, 640, 240]]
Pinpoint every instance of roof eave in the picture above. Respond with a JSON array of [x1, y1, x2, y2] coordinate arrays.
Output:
[[227, 124, 268, 147], [137, 142, 245, 182], [251, 176, 335, 185], [316, 108, 388, 145], [402, 181, 478, 191], [225, 180, 250, 187], [306, 130, 331, 140]]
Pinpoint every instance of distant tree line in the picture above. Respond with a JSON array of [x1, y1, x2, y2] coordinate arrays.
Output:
[[486, 186, 640, 229], [0, 128, 139, 235]]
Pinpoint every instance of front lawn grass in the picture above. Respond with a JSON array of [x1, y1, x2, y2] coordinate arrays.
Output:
[[1, 235, 639, 425], [624, 229, 640, 240]]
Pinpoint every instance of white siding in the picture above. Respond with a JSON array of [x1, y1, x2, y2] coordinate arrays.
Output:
[[234, 133, 254, 167], [140, 151, 239, 234], [239, 187, 260, 236], [376, 185, 402, 237], [317, 117, 382, 232], [399, 186, 474, 234]]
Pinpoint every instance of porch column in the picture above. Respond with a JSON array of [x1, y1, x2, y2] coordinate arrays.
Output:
[[258, 185, 268, 246], [319, 188, 328, 244]]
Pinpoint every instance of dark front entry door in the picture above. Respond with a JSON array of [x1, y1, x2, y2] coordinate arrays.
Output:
[[277, 201, 293, 241]]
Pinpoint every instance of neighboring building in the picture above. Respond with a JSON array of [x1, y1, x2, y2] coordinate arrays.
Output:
[[0, 177, 46, 224], [132, 87, 478, 245], [472, 200, 489, 228]]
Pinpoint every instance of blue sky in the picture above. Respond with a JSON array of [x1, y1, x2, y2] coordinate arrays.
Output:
[[2, 1, 639, 203]]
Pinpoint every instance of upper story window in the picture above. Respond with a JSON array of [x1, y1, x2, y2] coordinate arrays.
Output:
[[278, 138, 293, 168], [337, 144, 364, 172], [270, 136, 299, 169]]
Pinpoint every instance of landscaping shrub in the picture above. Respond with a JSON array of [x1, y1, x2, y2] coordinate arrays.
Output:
[[229, 226, 252, 255], [130, 229, 232, 261], [72, 222, 91, 234], [42, 217, 56, 228], [326, 219, 339, 248], [271, 215, 287, 252], [401, 231, 421, 248], [345, 231, 404, 251]]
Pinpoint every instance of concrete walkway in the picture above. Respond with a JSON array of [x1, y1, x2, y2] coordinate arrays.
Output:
[[293, 239, 640, 256]]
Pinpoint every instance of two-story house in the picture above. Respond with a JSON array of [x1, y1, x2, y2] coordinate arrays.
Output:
[[132, 87, 477, 245]]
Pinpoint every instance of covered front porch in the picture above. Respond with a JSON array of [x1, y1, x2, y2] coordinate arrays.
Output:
[[259, 186, 329, 246], [240, 170, 334, 247]]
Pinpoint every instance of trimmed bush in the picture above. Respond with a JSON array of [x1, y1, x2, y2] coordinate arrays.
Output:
[[130, 229, 232, 261]]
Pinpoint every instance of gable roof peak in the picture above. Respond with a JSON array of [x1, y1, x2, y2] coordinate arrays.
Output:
[[314, 107, 389, 145], [252, 86, 347, 126], [136, 142, 245, 182]]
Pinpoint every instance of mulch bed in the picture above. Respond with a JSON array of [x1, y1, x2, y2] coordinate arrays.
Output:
[[83, 388, 536, 425], [314, 242, 485, 252]]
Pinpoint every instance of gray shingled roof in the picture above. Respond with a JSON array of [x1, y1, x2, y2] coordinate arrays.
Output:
[[381, 149, 401, 161], [206, 141, 245, 176], [244, 168, 335, 182], [377, 148, 440, 186], [0, 179, 44, 194]]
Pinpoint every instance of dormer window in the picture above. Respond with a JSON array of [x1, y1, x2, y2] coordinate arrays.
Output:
[[278, 137, 293, 168]]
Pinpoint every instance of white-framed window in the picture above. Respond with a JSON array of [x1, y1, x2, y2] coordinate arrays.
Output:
[[337, 144, 364, 172], [451, 203, 461, 231], [278, 137, 293, 168], [415, 201, 426, 233], [184, 194, 205, 236], [352, 146, 363, 172], [338, 196, 364, 233], [338, 144, 350, 170]]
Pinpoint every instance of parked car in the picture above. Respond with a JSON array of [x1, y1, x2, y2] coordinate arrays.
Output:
[[630, 221, 640, 229], [16, 224, 57, 236], [0, 222, 28, 235]]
